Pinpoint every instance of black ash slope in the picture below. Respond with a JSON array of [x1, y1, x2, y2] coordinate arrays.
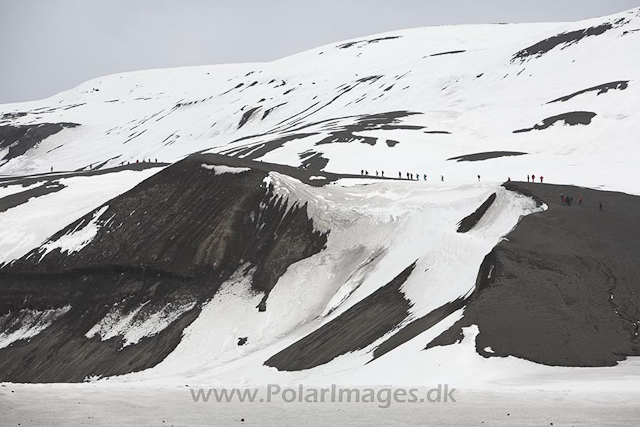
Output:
[[427, 182, 640, 367], [0, 154, 328, 382]]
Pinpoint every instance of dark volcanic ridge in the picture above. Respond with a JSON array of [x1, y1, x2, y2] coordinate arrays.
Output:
[[427, 182, 640, 367], [0, 153, 329, 382]]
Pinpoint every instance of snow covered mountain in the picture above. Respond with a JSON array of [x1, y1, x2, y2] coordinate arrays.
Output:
[[1, 8, 640, 388]]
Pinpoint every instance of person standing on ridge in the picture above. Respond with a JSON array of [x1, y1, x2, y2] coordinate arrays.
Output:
[[477, 175, 481, 182], [381, 171, 384, 177], [540, 176, 544, 183], [441, 175, 444, 182], [527, 175, 530, 182], [399, 171, 402, 179], [376, 170, 379, 177], [423, 174, 427, 181], [361, 170, 364, 175], [599, 202, 604, 212], [532, 174, 535, 182]]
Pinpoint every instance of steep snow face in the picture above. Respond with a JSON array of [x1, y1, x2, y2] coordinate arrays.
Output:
[[1, 9, 639, 194]]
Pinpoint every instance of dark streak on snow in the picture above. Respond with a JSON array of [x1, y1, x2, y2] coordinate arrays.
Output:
[[448, 151, 527, 162], [336, 36, 401, 49], [547, 81, 629, 103], [0, 182, 66, 213], [429, 50, 466, 57], [513, 112, 596, 133], [512, 22, 618, 61], [457, 193, 497, 233]]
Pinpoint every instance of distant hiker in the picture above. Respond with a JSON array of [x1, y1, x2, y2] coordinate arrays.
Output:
[[399, 171, 402, 179], [410, 173, 413, 180], [381, 170, 384, 177], [579, 196, 583, 205], [477, 175, 481, 182], [416, 173, 419, 180], [50, 166, 53, 172], [599, 202, 604, 212], [532, 174, 535, 182], [540, 176, 544, 183], [527, 175, 530, 182], [406, 172, 410, 179], [136, 159, 139, 164], [567, 195, 572, 206], [560, 193, 565, 204], [507, 177, 511, 182], [441, 175, 444, 182], [361, 169, 364, 175], [424, 174, 427, 181], [365, 170, 369, 175], [155, 158, 157, 163], [376, 170, 379, 177]]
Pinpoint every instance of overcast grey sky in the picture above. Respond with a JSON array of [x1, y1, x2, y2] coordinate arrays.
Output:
[[1, 0, 638, 104]]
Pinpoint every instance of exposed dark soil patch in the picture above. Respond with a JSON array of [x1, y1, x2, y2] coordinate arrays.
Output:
[[457, 193, 497, 233], [548, 81, 629, 103], [264, 262, 416, 371], [426, 182, 640, 367], [514, 112, 596, 133], [448, 151, 527, 162]]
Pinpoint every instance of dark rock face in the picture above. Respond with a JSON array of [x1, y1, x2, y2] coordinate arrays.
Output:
[[513, 112, 596, 133], [0, 123, 79, 162], [426, 182, 640, 367], [448, 151, 527, 162], [0, 154, 328, 382], [264, 262, 417, 371], [548, 81, 629, 103]]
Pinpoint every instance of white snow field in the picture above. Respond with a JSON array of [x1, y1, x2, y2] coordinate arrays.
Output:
[[2, 7, 640, 426]]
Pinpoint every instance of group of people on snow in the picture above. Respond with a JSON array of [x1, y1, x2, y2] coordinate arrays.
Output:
[[526, 174, 544, 183]]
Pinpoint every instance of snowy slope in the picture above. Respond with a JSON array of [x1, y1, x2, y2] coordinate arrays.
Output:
[[1, 9, 640, 389], [1, 8, 639, 193]]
